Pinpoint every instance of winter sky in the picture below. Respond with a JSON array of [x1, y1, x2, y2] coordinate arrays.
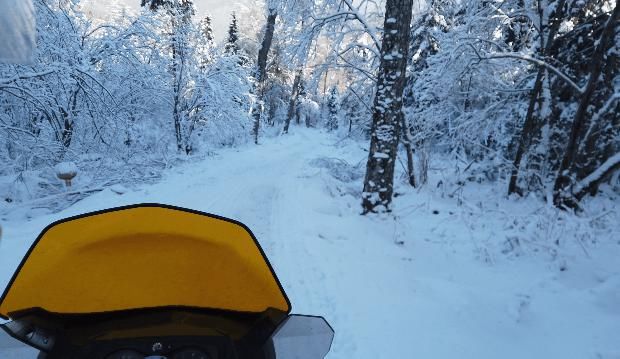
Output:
[[81, 0, 254, 42]]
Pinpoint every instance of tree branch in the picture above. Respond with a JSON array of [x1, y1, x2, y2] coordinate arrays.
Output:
[[480, 53, 584, 94]]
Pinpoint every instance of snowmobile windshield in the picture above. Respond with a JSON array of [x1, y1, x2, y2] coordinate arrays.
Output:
[[0, 204, 291, 320]]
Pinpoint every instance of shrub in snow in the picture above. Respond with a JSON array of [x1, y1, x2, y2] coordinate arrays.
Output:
[[55, 162, 78, 187]]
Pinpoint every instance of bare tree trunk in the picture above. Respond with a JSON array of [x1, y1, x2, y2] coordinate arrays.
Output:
[[252, 9, 277, 144], [323, 69, 329, 96], [400, 113, 417, 187], [361, 0, 414, 214], [267, 97, 277, 126], [508, 0, 566, 195], [59, 86, 79, 150], [507, 70, 545, 195], [173, 76, 183, 152], [171, 15, 185, 153], [553, 3, 619, 208], [283, 69, 302, 134]]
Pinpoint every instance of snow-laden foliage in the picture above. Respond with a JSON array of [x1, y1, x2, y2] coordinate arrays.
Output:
[[0, 0, 617, 212], [196, 54, 253, 148], [398, 0, 619, 209], [289, 0, 618, 210], [0, 0, 254, 207]]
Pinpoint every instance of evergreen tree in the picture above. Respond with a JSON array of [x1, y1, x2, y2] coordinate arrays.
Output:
[[202, 16, 213, 42], [196, 16, 214, 69], [326, 87, 339, 132], [140, 0, 170, 10], [225, 13, 239, 55]]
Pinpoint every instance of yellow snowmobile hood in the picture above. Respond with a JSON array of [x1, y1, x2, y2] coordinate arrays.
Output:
[[0, 204, 291, 320]]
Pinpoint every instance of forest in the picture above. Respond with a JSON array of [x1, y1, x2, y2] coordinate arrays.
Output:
[[0, 0, 617, 213]]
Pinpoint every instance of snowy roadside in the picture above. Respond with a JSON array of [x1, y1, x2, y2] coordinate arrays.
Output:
[[1, 128, 619, 359]]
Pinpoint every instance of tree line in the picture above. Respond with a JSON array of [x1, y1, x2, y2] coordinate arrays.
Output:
[[0, 0, 617, 212]]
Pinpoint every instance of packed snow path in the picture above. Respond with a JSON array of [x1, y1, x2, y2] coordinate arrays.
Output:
[[1, 129, 619, 358]]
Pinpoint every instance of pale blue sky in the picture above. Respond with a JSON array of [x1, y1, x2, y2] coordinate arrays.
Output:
[[82, 0, 255, 42]]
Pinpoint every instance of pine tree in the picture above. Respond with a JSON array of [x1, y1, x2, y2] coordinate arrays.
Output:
[[326, 87, 339, 132], [196, 16, 214, 69], [202, 16, 213, 42], [141, 0, 168, 10], [225, 13, 239, 55]]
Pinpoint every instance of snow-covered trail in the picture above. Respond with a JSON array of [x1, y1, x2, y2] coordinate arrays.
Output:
[[1, 129, 619, 359]]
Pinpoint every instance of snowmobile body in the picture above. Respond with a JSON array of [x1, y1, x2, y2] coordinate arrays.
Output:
[[0, 204, 334, 359]]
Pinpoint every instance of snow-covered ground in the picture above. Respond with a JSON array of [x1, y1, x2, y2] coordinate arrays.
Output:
[[1, 129, 619, 358]]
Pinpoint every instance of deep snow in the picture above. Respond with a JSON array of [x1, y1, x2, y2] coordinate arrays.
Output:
[[1, 129, 619, 358]]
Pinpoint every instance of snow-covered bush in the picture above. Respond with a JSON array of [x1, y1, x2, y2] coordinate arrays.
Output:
[[192, 54, 253, 149], [297, 97, 321, 128], [0, 0, 260, 207]]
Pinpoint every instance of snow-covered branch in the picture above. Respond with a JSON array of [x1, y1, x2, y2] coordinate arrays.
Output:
[[477, 52, 584, 94], [0, 70, 57, 86], [572, 153, 620, 199], [340, 0, 381, 51]]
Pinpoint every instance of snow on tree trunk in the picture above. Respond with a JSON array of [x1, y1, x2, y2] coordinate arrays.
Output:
[[172, 37, 184, 153], [362, 0, 414, 214], [252, 9, 277, 144], [171, 12, 188, 153], [400, 113, 416, 188]]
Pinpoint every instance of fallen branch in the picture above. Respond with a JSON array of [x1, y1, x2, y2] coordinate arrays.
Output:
[[572, 152, 620, 199]]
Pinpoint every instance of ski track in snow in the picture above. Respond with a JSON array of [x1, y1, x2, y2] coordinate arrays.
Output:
[[1, 128, 619, 359]]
